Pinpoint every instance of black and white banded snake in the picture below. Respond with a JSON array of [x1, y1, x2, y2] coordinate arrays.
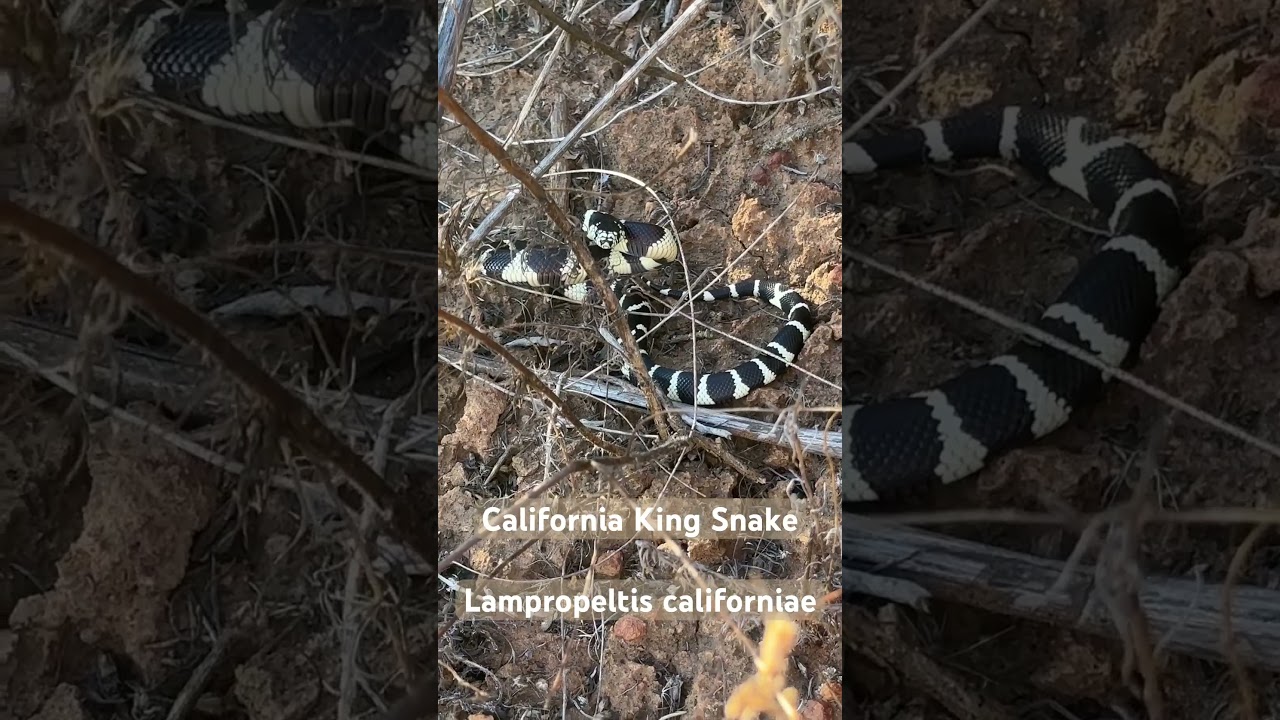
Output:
[[843, 106, 1190, 506], [111, 1, 435, 173], [469, 208, 820, 407]]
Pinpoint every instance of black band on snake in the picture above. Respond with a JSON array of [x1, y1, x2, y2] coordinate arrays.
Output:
[[114, 1, 435, 172], [470, 210, 817, 407], [844, 106, 1190, 502]]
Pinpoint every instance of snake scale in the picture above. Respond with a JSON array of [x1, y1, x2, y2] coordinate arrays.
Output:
[[843, 106, 1189, 507]]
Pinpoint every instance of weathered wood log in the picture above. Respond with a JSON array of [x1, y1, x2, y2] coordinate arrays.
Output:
[[844, 519, 1280, 671], [0, 315, 436, 470], [438, 346, 839, 457]]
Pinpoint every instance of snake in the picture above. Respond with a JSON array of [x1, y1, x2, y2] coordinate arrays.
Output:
[[111, 1, 435, 173], [843, 106, 1189, 503], [470, 209, 818, 407]]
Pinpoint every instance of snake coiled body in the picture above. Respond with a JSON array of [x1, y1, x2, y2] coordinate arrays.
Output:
[[471, 210, 818, 406], [115, 1, 435, 172], [843, 106, 1189, 502]]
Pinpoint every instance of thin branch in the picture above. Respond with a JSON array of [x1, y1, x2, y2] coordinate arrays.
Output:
[[131, 97, 437, 182], [0, 314, 437, 470], [438, 0, 472, 93], [338, 397, 406, 720], [845, 605, 1018, 720], [438, 346, 839, 456], [163, 629, 237, 720], [843, 520, 1280, 672], [1223, 523, 1271, 720]]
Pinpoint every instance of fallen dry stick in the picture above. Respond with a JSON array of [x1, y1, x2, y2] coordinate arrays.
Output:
[[0, 315, 438, 471], [844, 519, 1280, 672], [439, 346, 838, 456]]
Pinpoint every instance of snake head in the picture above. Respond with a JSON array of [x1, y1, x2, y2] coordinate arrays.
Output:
[[582, 209, 627, 249]]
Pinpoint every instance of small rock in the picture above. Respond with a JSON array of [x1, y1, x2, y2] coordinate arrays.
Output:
[[1029, 638, 1112, 698], [687, 539, 728, 564], [817, 680, 841, 703], [1243, 247, 1280, 297], [31, 683, 87, 720], [263, 534, 291, 562], [984, 447, 1106, 502], [612, 615, 647, 644], [439, 381, 509, 457], [1147, 250, 1248, 354], [594, 548, 625, 578], [1241, 57, 1280, 127], [798, 698, 836, 720], [601, 661, 660, 718], [762, 445, 795, 468]]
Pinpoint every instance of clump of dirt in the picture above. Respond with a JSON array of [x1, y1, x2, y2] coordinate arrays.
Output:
[[439, 0, 842, 717], [850, 0, 1280, 716], [10, 407, 219, 680]]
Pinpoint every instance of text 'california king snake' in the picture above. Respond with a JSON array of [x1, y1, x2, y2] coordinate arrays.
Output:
[[843, 106, 1189, 505], [112, 1, 435, 173], [469, 210, 818, 407]]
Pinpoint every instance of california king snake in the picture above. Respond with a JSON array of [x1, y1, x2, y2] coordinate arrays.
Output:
[[112, 1, 435, 172], [470, 210, 818, 407], [844, 106, 1189, 502]]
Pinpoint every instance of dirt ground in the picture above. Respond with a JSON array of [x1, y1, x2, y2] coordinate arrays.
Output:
[[849, 0, 1280, 717], [438, 0, 842, 718], [1, 2, 437, 719]]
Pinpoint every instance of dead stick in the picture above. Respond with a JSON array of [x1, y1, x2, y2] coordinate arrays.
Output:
[[844, 520, 1280, 671]]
